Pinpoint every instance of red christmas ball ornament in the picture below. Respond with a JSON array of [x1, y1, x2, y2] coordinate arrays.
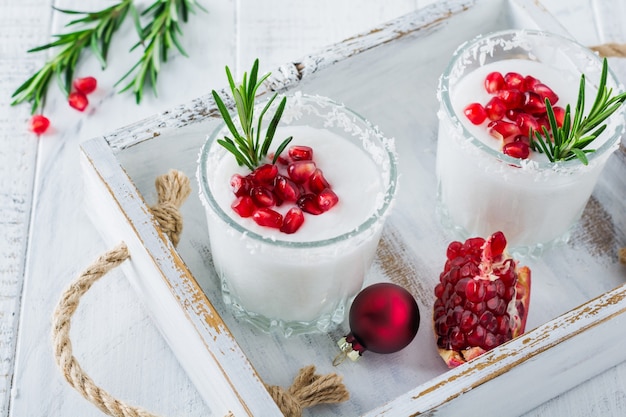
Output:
[[334, 283, 420, 364]]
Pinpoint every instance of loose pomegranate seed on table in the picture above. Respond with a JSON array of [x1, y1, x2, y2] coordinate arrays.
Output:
[[73, 76, 97, 94], [29, 115, 50, 134], [68, 91, 89, 111]]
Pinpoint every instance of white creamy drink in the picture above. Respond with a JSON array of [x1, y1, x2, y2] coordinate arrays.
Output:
[[436, 30, 625, 255], [198, 94, 398, 335]]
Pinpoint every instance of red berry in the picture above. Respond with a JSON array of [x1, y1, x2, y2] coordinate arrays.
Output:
[[317, 188, 339, 212], [287, 160, 316, 184], [288, 145, 313, 161], [485, 97, 506, 121], [502, 141, 530, 159], [484, 72, 505, 94], [280, 207, 305, 234], [73, 76, 97, 94], [231, 196, 256, 217], [68, 91, 88, 111], [29, 114, 50, 134], [463, 103, 487, 125], [252, 207, 283, 228]]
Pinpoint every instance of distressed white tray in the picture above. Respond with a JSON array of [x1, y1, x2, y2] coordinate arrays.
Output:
[[80, 0, 626, 415]]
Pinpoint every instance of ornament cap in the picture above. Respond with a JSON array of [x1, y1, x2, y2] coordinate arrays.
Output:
[[333, 337, 361, 366]]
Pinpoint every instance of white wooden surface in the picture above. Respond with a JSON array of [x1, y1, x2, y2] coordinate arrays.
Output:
[[2, 0, 625, 416]]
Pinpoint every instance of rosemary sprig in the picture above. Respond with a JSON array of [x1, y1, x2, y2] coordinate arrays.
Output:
[[116, 0, 204, 103], [10, 0, 133, 114], [531, 58, 626, 165], [212, 59, 293, 171]]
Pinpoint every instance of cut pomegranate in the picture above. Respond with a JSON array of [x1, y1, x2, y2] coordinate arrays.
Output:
[[29, 114, 50, 134], [433, 231, 531, 368], [317, 188, 339, 212], [68, 91, 88, 111], [252, 207, 283, 228], [463, 103, 487, 125], [484, 97, 506, 121], [297, 193, 324, 215], [287, 160, 316, 184], [73, 76, 97, 94], [280, 207, 305, 234], [231, 196, 256, 218], [308, 169, 330, 194], [484, 72, 505, 94], [288, 145, 313, 161]]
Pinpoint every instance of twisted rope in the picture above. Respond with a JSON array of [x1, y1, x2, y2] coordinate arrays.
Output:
[[51, 169, 349, 417]]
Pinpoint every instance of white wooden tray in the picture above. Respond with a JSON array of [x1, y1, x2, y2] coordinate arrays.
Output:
[[80, 0, 626, 415]]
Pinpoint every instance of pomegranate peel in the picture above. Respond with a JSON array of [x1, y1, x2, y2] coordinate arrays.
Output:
[[433, 231, 531, 368]]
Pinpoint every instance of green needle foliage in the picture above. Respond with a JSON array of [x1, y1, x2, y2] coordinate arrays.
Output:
[[212, 59, 293, 171], [10, 0, 133, 114], [11, 0, 203, 114], [531, 58, 626, 165], [116, 0, 205, 104]]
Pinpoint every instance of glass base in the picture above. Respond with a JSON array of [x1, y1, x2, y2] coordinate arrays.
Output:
[[435, 195, 571, 259], [221, 279, 347, 337]]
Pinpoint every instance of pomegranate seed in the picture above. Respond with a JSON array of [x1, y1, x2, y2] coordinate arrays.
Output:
[[297, 193, 323, 215], [460, 310, 479, 333], [231, 196, 256, 217], [484, 71, 505, 94], [273, 175, 301, 202], [505, 108, 522, 121], [308, 169, 330, 193], [280, 207, 305, 234], [230, 174, 253, 197], [479, 311, 498, 333], [504, 72, 524, 90], [465, 279, 485, 302], [268, 152, 290, 165], [489, 231, 507, 257], [466, 325, 486, 346], [288, 145, 313, 161], [317, 188, 339, 212], [496, 89, 524, 110], [552, 106, 566, 128], [68, 91, 88, 111], [250, 186, 276, 207], [287, 160, 316, 184], [503, 141, 530, 159], [250, 163, 278, 184], [463, 103, 487, 125], [73, 76, 97, 94], [532, 83, 559, 105], [446, 241, 463, 260], [523, 92, 546, 115], [485, 97, 506, 121], [252, 207, 283, 228], [514, 113, 540, 136], [522, 75, 540, 92], [29, 114, 50, 134], [488, 120, 521, 141]]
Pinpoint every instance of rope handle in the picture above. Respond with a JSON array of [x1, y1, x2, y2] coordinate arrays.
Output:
[[51, 170, 349, 417]]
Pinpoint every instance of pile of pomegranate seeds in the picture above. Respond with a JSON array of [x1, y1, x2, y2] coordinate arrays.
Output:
[[463, 70, 565, 159], [229, 145, 339, 234]]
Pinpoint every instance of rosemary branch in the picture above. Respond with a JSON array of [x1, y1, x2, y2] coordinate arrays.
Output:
[[10, 0, 133, 114], [212, 59, 293, 171], [531, 58, 626, 165]]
